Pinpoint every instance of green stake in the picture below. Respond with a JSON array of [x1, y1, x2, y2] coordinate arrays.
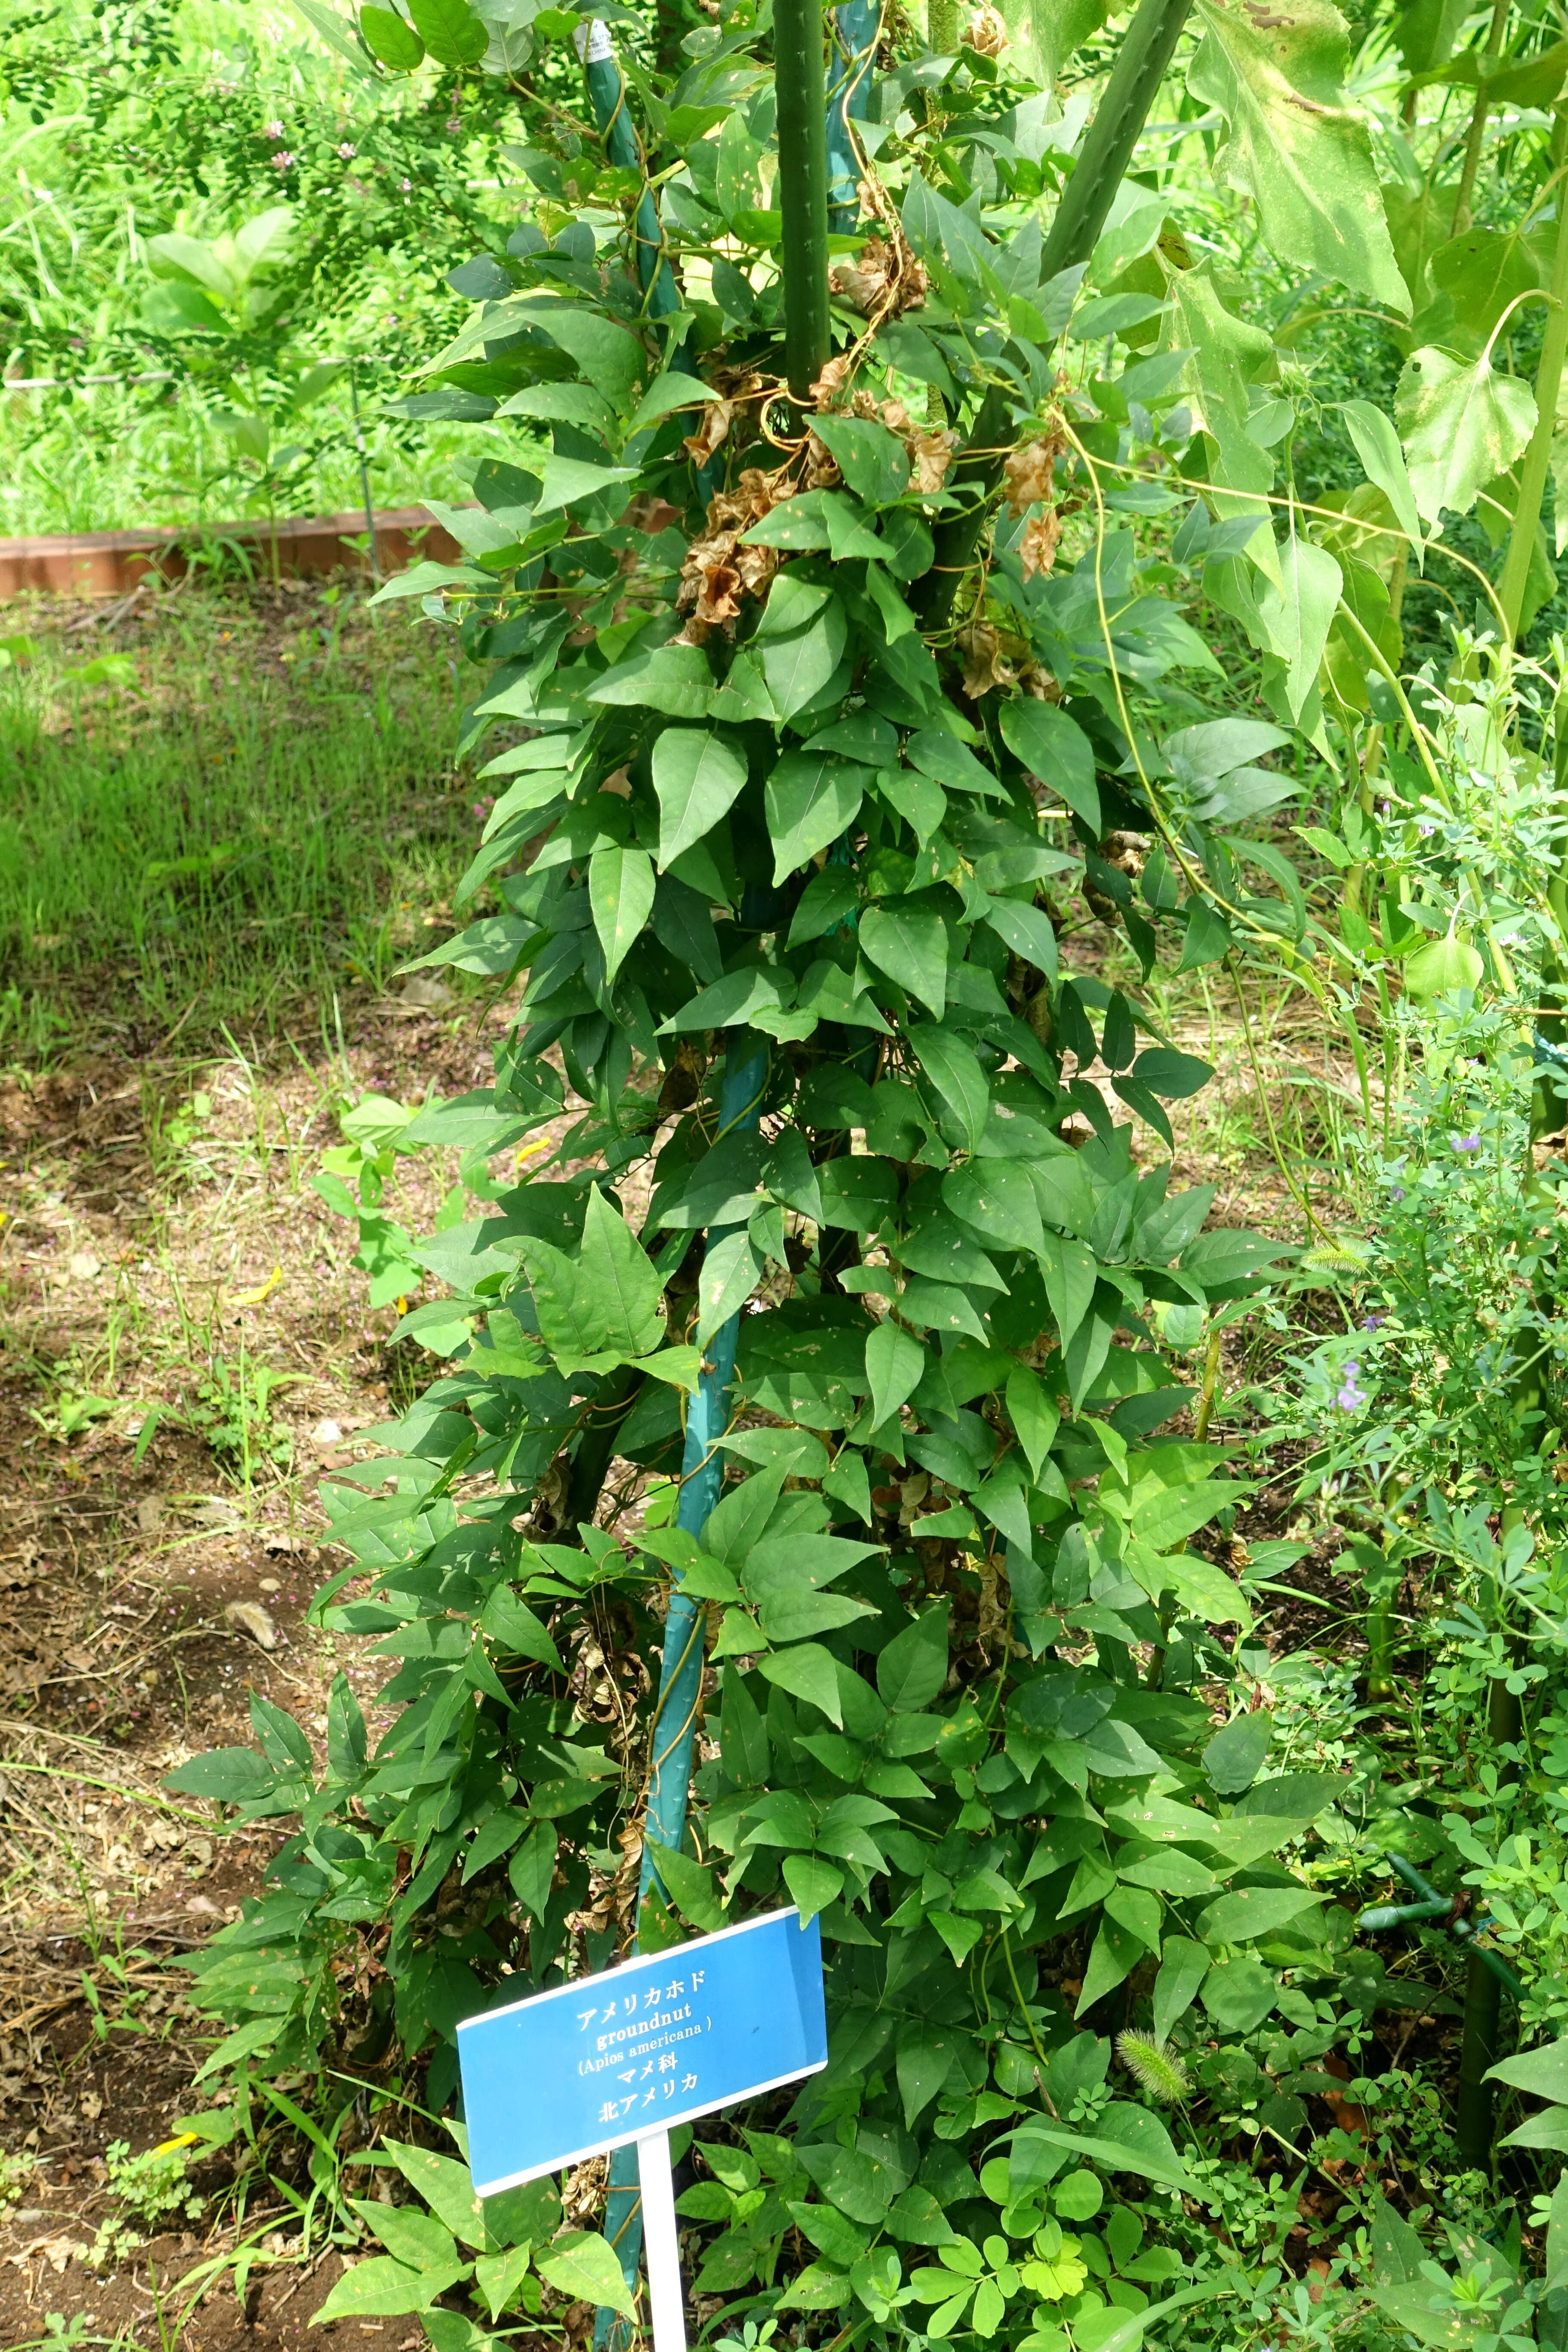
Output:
[[775, 0, 833, 399]]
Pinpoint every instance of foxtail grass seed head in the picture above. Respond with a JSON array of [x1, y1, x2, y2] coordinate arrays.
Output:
[[1115, 2030, 1189, 2105]]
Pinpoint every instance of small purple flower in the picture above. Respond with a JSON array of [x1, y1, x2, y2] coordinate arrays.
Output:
[[1452, 1133, 1481, 1153], [270, 150, 296, 171], [337, 141, 357, 158], [265, 118, 285, 137], [1390, 1186, 1406, 1201], [1360, 1314, 1384, 1330], [1418, 820, 1436, 836], [1336, 1360, 1368, 1411]]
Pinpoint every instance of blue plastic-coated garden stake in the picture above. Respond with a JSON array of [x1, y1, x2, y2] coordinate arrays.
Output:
[[594, 1026, 769, 2349], [826, 0, 878, 230], [576, 21, 681, 318]]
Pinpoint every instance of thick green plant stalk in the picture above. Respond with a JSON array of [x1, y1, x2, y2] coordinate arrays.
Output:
[[775, 0, 833, 397], [916, 0, 1194, 628], [1496, 176, 1568, 640], [595, 1029, 768, 2346]]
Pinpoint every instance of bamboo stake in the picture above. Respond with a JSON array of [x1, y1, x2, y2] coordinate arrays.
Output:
[[775, 0, 833, 398]]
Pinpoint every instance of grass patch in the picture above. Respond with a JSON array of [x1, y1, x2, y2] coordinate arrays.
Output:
[[0, 579, 481, 1060]]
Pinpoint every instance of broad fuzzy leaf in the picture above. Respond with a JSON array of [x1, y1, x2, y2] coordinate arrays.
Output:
[[1188, 0, 1408, 312], [1396, 345, 1537, 523]]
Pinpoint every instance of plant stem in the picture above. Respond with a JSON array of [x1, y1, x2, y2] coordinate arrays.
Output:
[[594, 1029, 767, 2349], [928, 0, 958, 46], [1450, 0, 1510, 235], [916, 0, 1194, 627], [1496, 176, 1568, 640], [775, 0, 833, 398]]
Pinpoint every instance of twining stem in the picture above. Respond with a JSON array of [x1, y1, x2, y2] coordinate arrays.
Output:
[[916, 0, 1195, 628], [1496, 169, 1568, 640], [1450, 0, 1511, 235], [594, 1029, 767, 2348], [775, 0, 833, 398]]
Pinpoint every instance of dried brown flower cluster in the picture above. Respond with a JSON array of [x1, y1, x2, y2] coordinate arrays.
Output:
[[830, 231, 928, 320], [961, 3, 1008, 53], [1003, 417, 1070, 581], [674, 469, 787, 640], [955, 614, 1057, 701]]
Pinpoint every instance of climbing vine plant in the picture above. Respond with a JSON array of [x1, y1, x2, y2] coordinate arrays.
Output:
[[162, 0, 1568, 2340]]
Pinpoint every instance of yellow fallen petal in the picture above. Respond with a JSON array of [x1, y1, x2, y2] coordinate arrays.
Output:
[[231, 1265, 283, 1308], [154, 2133, 201, 2155]]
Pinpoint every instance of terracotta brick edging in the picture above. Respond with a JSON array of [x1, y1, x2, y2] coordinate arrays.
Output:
[[0, 505, 463, 599]]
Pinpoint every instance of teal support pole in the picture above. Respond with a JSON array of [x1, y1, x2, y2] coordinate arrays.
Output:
[[576, 20, 681, 318], [593, 1027, 768, 2349], [826, 0, 877, 229]]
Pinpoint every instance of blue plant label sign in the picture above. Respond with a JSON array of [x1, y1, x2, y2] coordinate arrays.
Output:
[[458, 1907, 827, 2196]]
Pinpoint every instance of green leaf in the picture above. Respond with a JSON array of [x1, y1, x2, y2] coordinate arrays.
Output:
[[310, 2255, 465, 2323], [539, 2232, 635, 2317], [1075, 1914, 1145, 2014], [999, 700, 1100, 833], [860, 902, 949, 1017], [1486, 2038, 1568, 2104], [981, 894, 1058, 981], [766, 751, 866, 885], [787, 2200, 873, 2268], [946, 1158, 1045, 1256], [359, 4, 426, 66], [762, 610, 848, 723], [405, 0, 488, 66], [1152, 1936, 1210, 2043], [524, 1187, 664, 1362], [696, 1228, 762, 1346], [1270, 537, 1341, 725], [627, 372, 723, 434], [473, 2245, 533, 2322], [1187, 0, 1408, 312], [897, 2022, 959, 2125], [533, 455, 640, 517], [1203, 1709, 1273, 1794], [590, 643, 716, 717], [876, 1602, 949, 1711], [1396, 345, 1536, 524], [482, 1586, 564, 1670], [646, 1837, 728, 1930], [910, 1024, 989, 1152], [589, 844, 655, 985], [809, 415, 912, 507], [1335, 400, 1420, 560], [866, 1321, 926, 1429], [759, 1642, 844, 1726], [1006, 1365, 1060, 1485], [164, 1748, 270, 1801], [1196, 1885, 1324, 1943], [508, 1820, 557, 1917], [381, 2143, 490, 2251], [1200, 1956, 1277, 2032], [652, 729, 748, 866], [1039, 1231, 1097, 1351], [1403, 934, 1483, 998], [783, 1852, 846, 1923]]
